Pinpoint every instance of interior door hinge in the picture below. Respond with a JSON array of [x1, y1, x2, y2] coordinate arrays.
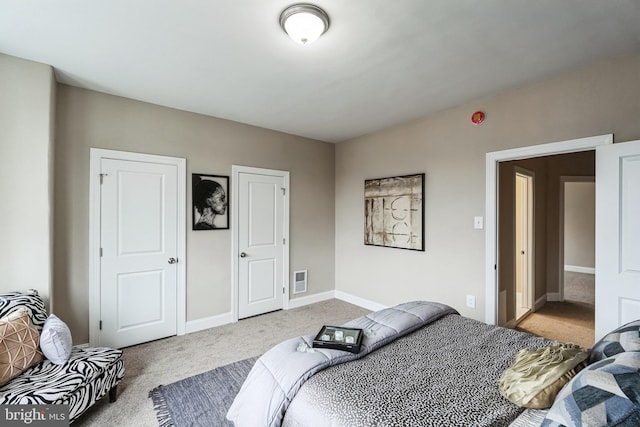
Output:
[[283, 287, 285, 294], [100, 247, 103, 257], [283, 238, 286, 244], [281, 187, 286, 195], [99, 173, 109, 184], [99, 320, 102, 330]]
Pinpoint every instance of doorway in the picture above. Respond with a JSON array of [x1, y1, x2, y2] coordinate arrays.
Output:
[[485, 134, 611, 328], [89, 149, 186, 348], [231, 165, 290, 321], [515, 169, 534, 322]]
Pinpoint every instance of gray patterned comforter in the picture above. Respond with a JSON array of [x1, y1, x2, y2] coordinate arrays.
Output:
[[228, 301, 458, 427], [282, 314, 554, 427]]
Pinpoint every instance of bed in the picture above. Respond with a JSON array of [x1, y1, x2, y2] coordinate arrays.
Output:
[[281, 313, 553, 427], [227, 302, 640, 427]]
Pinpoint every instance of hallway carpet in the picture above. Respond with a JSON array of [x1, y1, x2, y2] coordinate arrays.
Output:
[[516, 271, 595, 348], [515, 301, 594, 348]]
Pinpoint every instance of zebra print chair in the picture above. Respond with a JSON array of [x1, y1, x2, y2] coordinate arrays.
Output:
[[0, 290, 124, 423]]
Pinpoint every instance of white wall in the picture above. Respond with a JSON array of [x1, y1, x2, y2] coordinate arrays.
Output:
[[0, 54, 55, 307], [335, 52, 640, 320]]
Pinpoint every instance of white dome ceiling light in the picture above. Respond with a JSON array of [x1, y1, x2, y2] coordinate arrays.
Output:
[[279, 4, 330, 45]]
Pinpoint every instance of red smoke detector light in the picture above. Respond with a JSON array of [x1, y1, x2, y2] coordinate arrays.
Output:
[[471, 111, 485, 125]]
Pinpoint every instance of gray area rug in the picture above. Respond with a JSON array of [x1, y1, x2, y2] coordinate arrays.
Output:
[[149, 356, 258, 427]]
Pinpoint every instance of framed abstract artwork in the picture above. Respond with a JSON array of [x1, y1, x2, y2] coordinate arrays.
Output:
[[364, 173, 425, 251], [192, 173, 229, 230]]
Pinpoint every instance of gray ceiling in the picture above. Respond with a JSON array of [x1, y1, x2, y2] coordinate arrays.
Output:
[[1, 1, 639, 143]]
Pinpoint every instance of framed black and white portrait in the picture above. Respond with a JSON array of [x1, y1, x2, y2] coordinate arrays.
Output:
[[192, 173, 229, 230]]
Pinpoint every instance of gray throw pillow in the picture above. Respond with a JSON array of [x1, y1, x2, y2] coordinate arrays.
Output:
[[589, 320, 640, 364], [542, 351, 640, 426]]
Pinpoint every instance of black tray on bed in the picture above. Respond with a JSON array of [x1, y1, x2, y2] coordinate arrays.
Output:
[[312, 325, 364, 353]]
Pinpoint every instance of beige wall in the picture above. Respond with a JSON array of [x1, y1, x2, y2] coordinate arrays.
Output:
[[564, 181, 596, 269], [6, 50, 640, 342], [0, 54, 56, 307], [54, 85, 336, 342], [335, 52, 640, 320]]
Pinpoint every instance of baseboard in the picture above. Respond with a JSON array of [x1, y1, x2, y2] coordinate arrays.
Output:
[[534, 295, 547, 310], [288, 291, 335, 309], [74, 343, 89, 349], [334, 290, 388, 312], [547, 292, 562, 302], [173, 291, 386, 335], [185, 311, 234, 334], [564, 265, 595, 275], [185, 292, 339, 333]]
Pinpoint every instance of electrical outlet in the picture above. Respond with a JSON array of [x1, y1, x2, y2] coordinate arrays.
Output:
[[474, 216, 484, 229], [466, 295, 476, 308]]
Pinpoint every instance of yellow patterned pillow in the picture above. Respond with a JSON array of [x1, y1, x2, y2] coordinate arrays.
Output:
[[0, 307, 43, 386]]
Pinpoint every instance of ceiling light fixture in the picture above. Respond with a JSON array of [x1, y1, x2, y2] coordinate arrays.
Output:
[[279, 3, 330, 45]]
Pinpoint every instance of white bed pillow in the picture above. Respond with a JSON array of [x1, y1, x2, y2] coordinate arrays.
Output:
[[40, 314, 73, 365]]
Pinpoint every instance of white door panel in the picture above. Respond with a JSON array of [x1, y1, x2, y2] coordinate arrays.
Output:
[[100, 158, 178, 348], [596, 140, 640, 340], [237, 170, 287, 319], [117, 270, 164, 328], [248, 181, 277, 246], [248, 259, 277, 302]]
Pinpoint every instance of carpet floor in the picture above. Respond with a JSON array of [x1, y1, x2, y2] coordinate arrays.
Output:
[[73, 281, 596, 426], [516, 272, 595, 348]]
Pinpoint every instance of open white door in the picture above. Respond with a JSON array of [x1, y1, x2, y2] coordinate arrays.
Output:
[[515, 170, 534, 321], [596, 139, 640, 340]]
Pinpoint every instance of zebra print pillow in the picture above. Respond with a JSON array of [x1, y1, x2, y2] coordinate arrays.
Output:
[[0, 291, 48, 332]]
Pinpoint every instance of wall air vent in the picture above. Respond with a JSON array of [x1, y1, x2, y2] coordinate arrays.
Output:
[[294, 270, 307, 294]]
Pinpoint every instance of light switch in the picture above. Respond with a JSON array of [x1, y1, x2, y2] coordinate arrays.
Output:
[[474, 216, 484, 229]]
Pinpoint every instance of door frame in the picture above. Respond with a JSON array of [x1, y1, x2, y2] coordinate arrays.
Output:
[[485, 134, 612, 324], [231, 165, 290, 322], [558, 175, 595, 302], [89, 148, 187, 346], [514, 167, 535, 322]]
